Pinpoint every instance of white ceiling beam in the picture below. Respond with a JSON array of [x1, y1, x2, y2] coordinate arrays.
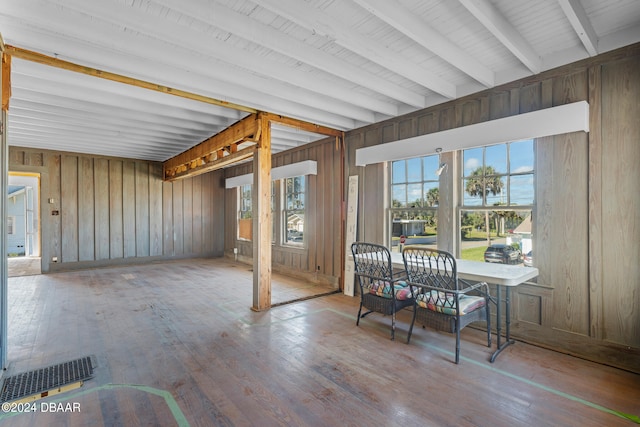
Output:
[[148, 0, 425, 108], [4, 20, 356, 130], [597, 22, 640, 54], [7, 131, 186, 157], [13, 57, 242, 120], [557, 0, 598, 57], [6, 113, 171, 142], [11, 73, 221, 126], [13, 62, 239, 126], [8, 135, 176, 161], [11, 91, 230, 134], [351, 0, 495, 88], [8, 43, 242, 120], [9, 107, 208, 142], [10, 101, 216, 139], [458, 0, 542, 74], [254, 0, 456, 99], [13, 48, 355, 131]]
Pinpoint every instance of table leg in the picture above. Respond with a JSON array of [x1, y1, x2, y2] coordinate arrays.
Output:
[[490, 285, 515, 362]]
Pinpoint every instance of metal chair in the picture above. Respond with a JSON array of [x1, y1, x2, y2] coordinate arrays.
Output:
[[351, 242, 414, 340], [402, 246, 491, 363]]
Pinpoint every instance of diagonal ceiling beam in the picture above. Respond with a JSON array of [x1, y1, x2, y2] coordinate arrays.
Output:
[[254, 0, 456, 99], [351, 0, 495, 88], [458, 0, 542, 74], [5, 45, 258, 114], [557, 0, 598, 56]]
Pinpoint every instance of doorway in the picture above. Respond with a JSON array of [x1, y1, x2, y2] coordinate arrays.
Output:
[[7, 172, 41, 277]]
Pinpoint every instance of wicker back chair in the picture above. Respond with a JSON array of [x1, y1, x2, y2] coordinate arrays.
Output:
[[402, 246, 491, 363], [351, 242, 414, 340]]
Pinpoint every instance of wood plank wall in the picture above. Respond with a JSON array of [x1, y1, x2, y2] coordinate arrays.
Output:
[[343, 43, 640, 373], [224, 138, 342, 287], [8, 148, 225, 272]]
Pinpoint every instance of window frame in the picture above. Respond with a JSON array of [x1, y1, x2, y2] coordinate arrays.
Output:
[[237, 184, 252, 241], [282, 175, 306, 247], [389, 154, 440, 251], [458, 139, 535, 265]]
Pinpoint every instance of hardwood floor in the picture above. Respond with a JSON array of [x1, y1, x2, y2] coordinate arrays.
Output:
[[1, 257, 638, 426]]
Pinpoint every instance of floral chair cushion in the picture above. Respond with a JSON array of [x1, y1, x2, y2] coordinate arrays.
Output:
[[416, 290, 485, 316], [368, 280, 413, 300]]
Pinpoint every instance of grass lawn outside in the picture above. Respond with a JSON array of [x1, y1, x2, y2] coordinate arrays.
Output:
[[461, 245, 487, 262]]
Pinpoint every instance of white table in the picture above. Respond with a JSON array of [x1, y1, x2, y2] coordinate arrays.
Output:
[[389, 251, 539, 362]]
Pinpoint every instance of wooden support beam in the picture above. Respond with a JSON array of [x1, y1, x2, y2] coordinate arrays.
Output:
[[165, 148, 255, 181], [6, 45, 344, 183], [163, 114, 259, 180], [252, 114, 272, 311], [4, 45, 257, 114], [1, 36, 10, 112]]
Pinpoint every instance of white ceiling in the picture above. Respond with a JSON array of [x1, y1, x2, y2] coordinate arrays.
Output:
[[2, 0, 639, 162]]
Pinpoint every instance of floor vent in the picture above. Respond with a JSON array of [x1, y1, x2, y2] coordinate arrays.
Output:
[[0, 355, 96, 403]]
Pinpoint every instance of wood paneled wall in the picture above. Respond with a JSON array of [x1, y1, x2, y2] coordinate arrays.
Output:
[[7, 44, 638, 372], [224, 138, 342, 286], [344, 44, 640, 373], [8, 148, 225, 272]]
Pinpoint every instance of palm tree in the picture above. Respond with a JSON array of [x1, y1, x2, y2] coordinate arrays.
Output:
[[425, 187, 439, 207], [465, 166, 504, 243]]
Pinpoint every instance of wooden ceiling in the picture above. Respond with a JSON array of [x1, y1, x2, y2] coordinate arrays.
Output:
[[1, 0, 639, 162]]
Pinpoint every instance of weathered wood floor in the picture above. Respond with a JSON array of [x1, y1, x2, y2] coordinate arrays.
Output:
[[1, 257, 638, 426]]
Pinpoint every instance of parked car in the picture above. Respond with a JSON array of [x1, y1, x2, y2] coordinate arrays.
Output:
[[484, 244, 522, 264], [523, 251, 533, 267]]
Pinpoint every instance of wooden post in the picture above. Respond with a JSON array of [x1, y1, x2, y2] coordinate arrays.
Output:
[[252, 114, 272, 311]]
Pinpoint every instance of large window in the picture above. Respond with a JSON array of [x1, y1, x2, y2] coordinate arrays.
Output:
[[284, 176, 305, 245], [236, 178, 306, 246], [460, 139, 534, 264], [390, 155, 440, 252]]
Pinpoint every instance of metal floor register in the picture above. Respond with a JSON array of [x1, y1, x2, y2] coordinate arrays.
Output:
[[0, 355, 96, 403]]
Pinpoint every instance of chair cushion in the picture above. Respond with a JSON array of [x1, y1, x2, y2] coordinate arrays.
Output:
[[368, 280, 413, 300], [416, 291, 485, 315]]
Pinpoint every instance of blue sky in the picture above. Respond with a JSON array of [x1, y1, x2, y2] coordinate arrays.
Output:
[[463, 139, 534, 206], [392, 139, 535, 207]]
